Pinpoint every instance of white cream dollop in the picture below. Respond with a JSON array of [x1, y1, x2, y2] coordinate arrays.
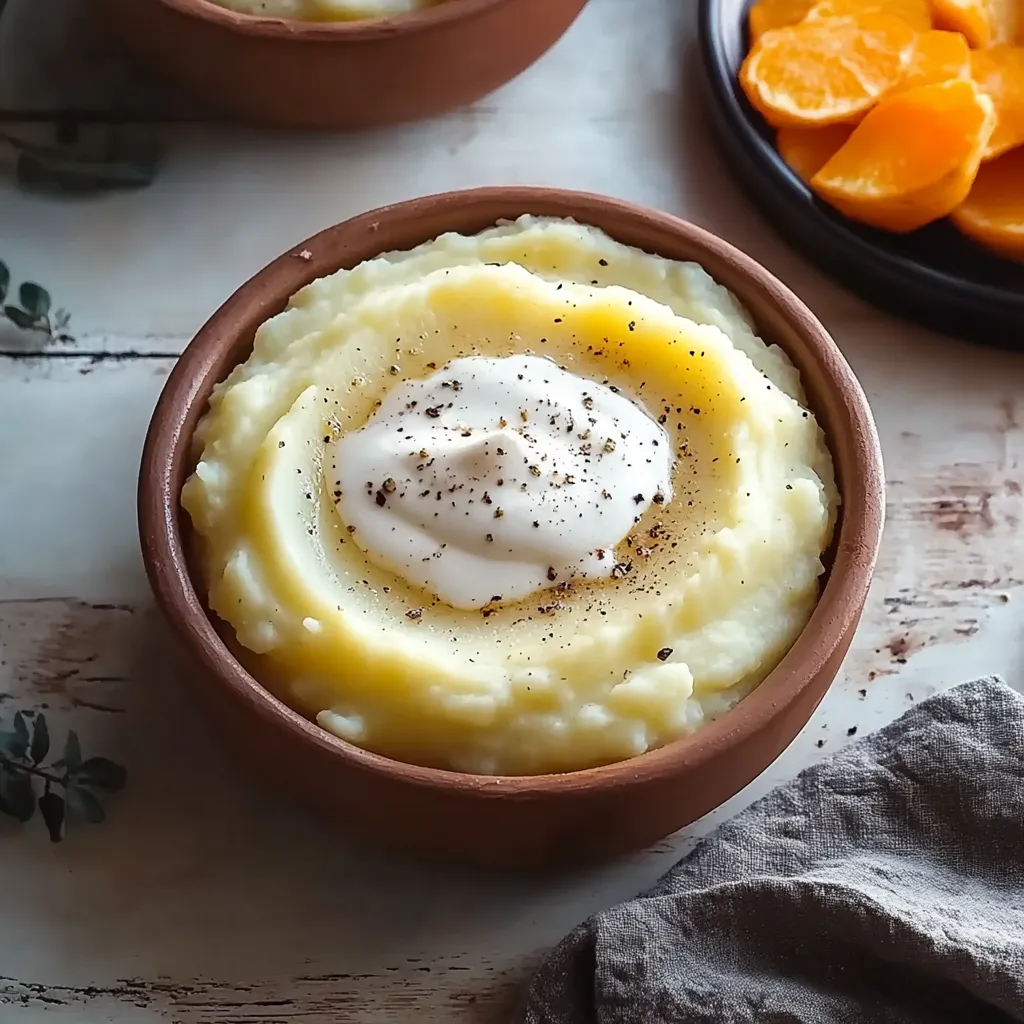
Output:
[[329, 355, 673, 609]]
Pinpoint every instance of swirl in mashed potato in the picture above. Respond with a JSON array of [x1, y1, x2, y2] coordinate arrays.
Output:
[[182, 217, 838, 775]]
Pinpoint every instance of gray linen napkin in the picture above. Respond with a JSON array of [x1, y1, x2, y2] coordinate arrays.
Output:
[[521, 678, 1024, 1024]]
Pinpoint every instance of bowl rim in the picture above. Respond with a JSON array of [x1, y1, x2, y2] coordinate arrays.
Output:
[[150, 0, 519, 39], [138, 185, 884, 797]]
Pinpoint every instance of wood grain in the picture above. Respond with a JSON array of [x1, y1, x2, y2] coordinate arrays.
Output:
[[1, 957, 533, 1022]]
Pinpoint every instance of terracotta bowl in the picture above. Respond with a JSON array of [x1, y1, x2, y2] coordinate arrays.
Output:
[[96, 0, 588, 130], [138, 187, 884, 869]]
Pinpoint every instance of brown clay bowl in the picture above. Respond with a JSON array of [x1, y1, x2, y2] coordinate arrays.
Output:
[[138, 187, 884, 869], [96, 0, 588, 130]]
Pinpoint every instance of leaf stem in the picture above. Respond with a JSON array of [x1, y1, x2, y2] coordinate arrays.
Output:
[[0, 755, 64, 787]]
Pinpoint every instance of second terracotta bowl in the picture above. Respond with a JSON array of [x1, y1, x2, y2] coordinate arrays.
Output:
[[138, 187, 884, 869], [97, 0, 588, 129]]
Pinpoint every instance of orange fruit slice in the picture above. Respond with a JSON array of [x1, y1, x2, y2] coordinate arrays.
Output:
[[777, 125, 856, 181], [971, 45, 1024, 159], [806, 0, 933, 31], [951, 146, 1024, 258], [930, 0, 1018, 48], [747, 0, 932, 40], [810, 78, 996, 232], [897, 30, 972, 91], [739, 15, 919, 128], [748, 0, 816, 42]]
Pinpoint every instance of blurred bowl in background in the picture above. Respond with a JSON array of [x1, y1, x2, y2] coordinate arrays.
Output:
[[97, 0, 589, 130]]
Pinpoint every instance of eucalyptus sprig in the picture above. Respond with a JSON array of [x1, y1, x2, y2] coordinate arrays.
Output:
[[0, 712, 126, 842], [0, 262, 72, 343], [0, 124, 161, 198], [0, 0, 163, 197]]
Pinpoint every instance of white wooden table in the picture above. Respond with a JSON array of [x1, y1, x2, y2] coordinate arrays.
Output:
[[1, 0, 1022, 1019]]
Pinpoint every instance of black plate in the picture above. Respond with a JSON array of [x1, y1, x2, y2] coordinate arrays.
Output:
[[698, 0, 1024, 349]]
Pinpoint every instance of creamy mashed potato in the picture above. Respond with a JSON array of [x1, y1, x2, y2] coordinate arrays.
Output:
[[183, 217, 838, 776], [207, 0, 447, 21]]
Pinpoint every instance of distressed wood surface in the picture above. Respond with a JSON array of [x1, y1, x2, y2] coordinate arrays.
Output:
[[2, 0, 1023, 1019]]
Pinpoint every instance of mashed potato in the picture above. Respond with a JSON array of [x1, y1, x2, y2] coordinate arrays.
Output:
[[207, 0, 448, 21], [182, 217, 838, 775]]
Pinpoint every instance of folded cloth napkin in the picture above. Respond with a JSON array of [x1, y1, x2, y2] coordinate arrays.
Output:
[[521, 678, 1024, 1024]]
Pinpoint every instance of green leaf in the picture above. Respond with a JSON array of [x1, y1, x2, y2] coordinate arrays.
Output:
[[0, 261, 8, 304], [66, 784, 104, 824], [30, 714, 49, 765], [0, 713, 30, 760], [18, 283, 49, 320], [3, 305, 35, 330], [63, 730, 82, 774], [0, 731, 27, 760], [0, 770, 36, 823], [76, 757, 126, 793], [39, 790, 65, 842]]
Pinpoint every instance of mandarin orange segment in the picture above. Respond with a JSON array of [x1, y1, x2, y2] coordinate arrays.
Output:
[[806, 0, 933, 31], [739, 15, 919, 128], [748, 0, 816, 42], [929, 0, 1018, 48], [897, 30, 972, 91], [951, 146, 1024, 257], [810, 78, 995, 232], [777, 125, 856, 181], [971, 45, 1024, 158]]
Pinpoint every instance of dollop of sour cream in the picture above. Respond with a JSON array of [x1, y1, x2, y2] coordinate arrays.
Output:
[[329, 355, 673, 609]]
